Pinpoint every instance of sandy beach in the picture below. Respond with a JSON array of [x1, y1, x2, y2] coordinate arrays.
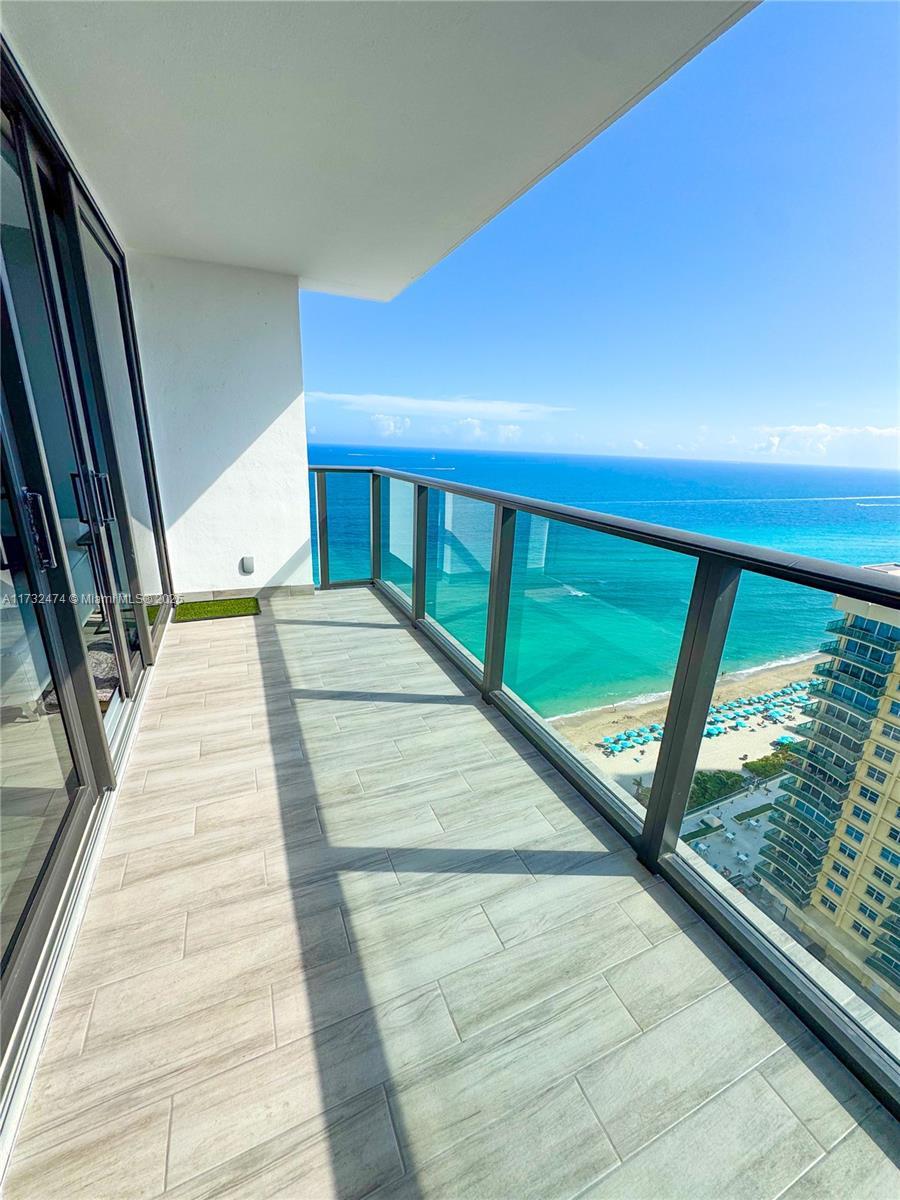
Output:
[[550, 654, 827, 792]]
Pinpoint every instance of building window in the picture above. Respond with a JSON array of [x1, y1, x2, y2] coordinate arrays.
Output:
[[882, 722, 900, 743], [890, 700, 900, 717], [858, 902, 879, 922], [844, 824, 865, 844], [865, 884, 886, 904], [873, 865, 895, 886], [859, 785, 880, 804], [880, 847, 900, 868], [851, 920, 872, 940], [825, 878, 844, 896], [850, 805, 872, 824], [867, 766, 888, 785], [889, 826, 900, 844], [820, 896, 838, 914], [839, 842, 859, 861], [874, 745, 895, 765], [832, 861, 851, 880]]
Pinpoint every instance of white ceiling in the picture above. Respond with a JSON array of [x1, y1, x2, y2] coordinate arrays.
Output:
[[4, 1, 754, 299]]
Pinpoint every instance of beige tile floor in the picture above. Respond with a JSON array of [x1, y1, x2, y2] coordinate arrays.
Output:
[[5, 587, 899, 1199]]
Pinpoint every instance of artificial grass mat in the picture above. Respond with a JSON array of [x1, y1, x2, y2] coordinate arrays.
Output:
[[173, 597, 261, 623]]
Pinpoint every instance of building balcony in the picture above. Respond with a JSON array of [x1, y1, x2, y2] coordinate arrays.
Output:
[[827, 618, 900, 654], [771, 797, 834, 848], [754, 862, 812, 908], [6, 583, 898, 1197], [763, 827, 823, 870], [805, 685, 878, 722], [812, 663, 888, 701], [819, 642, 894, 676], [867, 953, 900, 990], [788, 744, 855, 787], [779, 777, 843, 819], [796, 719, 865, 757], [757, 845, 818, 891]]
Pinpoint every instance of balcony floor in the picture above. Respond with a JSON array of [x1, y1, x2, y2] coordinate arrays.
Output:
[[6, 587, 898, 1198]]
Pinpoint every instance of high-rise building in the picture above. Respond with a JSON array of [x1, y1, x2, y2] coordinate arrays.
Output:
[[757, 564, 900, 1016]]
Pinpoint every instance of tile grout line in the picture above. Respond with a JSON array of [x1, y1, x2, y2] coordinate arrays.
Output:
[[162, 1094, 175, 1193], [574, 1074, 623, 1166], [380, 1084, 411, 1180], [434, 978, 463, 1045]]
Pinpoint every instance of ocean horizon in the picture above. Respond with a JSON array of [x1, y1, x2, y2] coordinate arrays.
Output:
[[309, 445, 900, 718]]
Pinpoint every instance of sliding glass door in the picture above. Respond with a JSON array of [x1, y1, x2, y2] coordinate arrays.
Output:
[[1, 52, 172, 1108]]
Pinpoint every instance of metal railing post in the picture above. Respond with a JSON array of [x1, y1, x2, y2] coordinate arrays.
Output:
[[314, 470, 330, 589], [370, 472, 382, 582], [482, 504, 516, 700], [411, 482, 428, 622], [639, 554, 741, 870]]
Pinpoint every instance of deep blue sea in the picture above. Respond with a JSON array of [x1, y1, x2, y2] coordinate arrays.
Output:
[[309, 445, 900, 718]]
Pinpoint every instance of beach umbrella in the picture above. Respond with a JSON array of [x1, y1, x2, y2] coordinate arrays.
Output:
[[621, 739, 635, 748], [650, 722, 663, 730], [638, 726, 650, 734], [736, 719, 748, 728], [602, 736, 613, 743]]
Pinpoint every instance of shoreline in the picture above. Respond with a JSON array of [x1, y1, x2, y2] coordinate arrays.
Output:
[[548, 651, 822, 725], [550, 653, 826, 791]]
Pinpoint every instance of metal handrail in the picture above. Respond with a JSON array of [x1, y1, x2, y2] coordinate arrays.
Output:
[[312, 466, 900, 607]]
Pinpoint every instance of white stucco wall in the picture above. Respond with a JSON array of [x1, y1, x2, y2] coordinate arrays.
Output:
[[127, 254, 312, 596]]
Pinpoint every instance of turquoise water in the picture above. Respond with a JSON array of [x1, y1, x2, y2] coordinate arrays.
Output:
[[310, 448, 900, 718]]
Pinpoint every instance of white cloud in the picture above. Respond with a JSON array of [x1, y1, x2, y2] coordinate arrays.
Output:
[[371, 413, 411, 438], [309, 391, 570, 422], [497, 424, 522, 443], [457, 417, 487, 441], [753, 423, 898, 457], [633, 439, 646, 450]]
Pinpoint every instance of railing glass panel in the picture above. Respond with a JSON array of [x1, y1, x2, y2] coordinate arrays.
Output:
[[424, 489, 492, 662], [501, 511, 696, 806], [380, 477, 415, 600], [324, 469, 371, 581], [676, 572, 900, 1032]]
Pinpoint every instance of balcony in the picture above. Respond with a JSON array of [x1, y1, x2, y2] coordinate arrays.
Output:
[[763, 826, 822, 870], [754, 862, 812, 908], [771, 796, 834, 845], [6, 461, 900, 1196], [827, 618, 900, 654], [757, 845, 818, 891], [819, 642, 894, 676], [5, 584, 898, 1196], [812, 663, 888, 701], [867, 954, 900, 990], [796, 718, 865, 756], [788, 745, 855, 787], [804, 686, 878, 722], [779, 777, 842, 819]]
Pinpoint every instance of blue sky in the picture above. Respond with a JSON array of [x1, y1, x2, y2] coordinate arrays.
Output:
[[302, 1, 899, 469]]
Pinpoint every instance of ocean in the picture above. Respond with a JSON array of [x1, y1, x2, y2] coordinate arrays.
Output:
[[308, 446, 900, 719]]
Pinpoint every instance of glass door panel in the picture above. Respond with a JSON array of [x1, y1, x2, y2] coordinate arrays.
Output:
[[75, 214, 166, 623], [1, 131, 128, 724], [44, 202, 142, 663], [1, 457, 79, 962]]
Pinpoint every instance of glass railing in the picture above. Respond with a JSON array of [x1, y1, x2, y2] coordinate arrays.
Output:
[[308, 465, 900, 1097], [796, 718, 865, 757], [812, 663, 887, 700], [827, 618, 900, 654], [424, 488, 493, 664], [805, 684, 877, 722], [820, 641, 894, 675]]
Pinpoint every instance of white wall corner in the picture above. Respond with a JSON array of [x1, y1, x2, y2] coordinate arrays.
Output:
[[127, 254, 312, 595]]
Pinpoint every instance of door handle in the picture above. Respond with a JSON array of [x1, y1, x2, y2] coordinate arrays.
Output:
[[22, 489, 58, 570], [92, 472, 116, 524]]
